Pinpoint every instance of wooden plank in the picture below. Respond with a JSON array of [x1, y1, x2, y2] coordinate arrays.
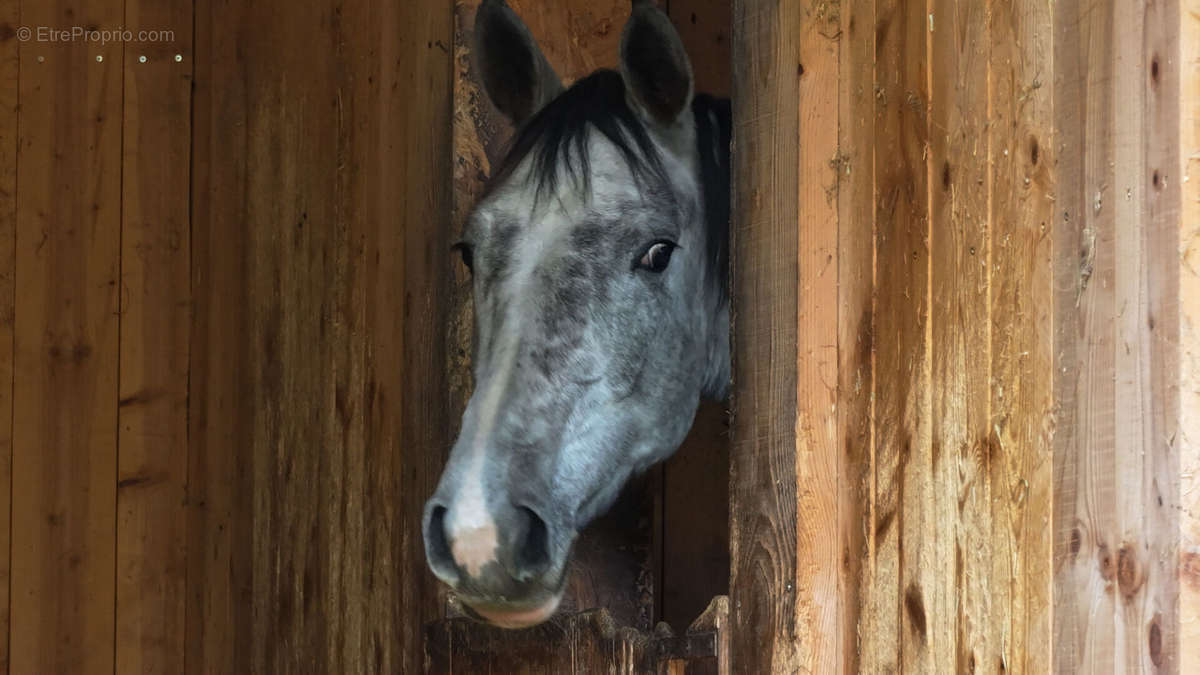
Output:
[[728, 0, 803, 671], [1105, 0, 1184, 670], [835, 0, 875, 672], [989, 0, 1055, 671], [0, 0, 17, 669], [188, 0, 455, 672], [10, 0, 124, 672], [790, 0, 841, 672], [1180, 0, 1200, 670], [1052, 0, 1120, 671], [863, 0, 934, 671], [115, 2, 192, 672], [928, 0, 993, 672], [185, 0, 253, 671], [1133, 0, 1183, 669]]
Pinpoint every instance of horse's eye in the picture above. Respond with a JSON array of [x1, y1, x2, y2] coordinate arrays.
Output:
[[636, 241, 677, 273], [453, 242, 474, 273]]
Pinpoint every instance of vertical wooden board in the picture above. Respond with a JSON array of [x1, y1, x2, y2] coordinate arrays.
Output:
[[791, 0, 840, 672], [1110, 2, 1152, 669], [354, 1, 456, 673], [660, 0, 731, 633], [1180, 1, 1200, 671], [11, 0, 123, 672], [1136, 0, 1184, 669], [1052, 0, 1119, 671], [728, 0, 802, 671], [187, 1, 455, 672], [928, 0, 993, 672], [239, 3, 338, 672], [1104, 0, 1184, 670], [835, 0, 874, 672], [116, 2, 192, 673], [868, 0, 933, 670], [0, 0, 17, 670], [989, 0, 1055, 671], [186, 2, 256, 673]]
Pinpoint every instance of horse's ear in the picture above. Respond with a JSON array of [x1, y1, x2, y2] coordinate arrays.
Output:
[[619, 0, 693, 126], [474, 0, 563, 127]]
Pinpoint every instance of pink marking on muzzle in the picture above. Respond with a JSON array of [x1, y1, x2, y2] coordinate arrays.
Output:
[[449, 522, 500, 578]]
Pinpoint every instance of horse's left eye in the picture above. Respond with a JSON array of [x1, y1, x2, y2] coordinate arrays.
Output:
[[636, 241, 677, 273]]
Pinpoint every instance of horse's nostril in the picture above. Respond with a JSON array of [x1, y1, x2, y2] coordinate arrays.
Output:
[[426, 505, 457, 579], [515, 506, 551, 579]]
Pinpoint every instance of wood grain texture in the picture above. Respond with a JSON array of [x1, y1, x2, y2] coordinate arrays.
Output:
[[427, 599, 726, 675], [1052, 0, 1120, 671], [872, 0, 934, 671], [187, 0, 454, 672], [790, 0, 841, 671], [185, 0, 254, 671], [10, 0, 124, 672], [1052, 0, 1185, 671], [729, 0, 802, 671], [835, 0, 874, 673], [0, 0, 16, 670], [1135, 0, 1183, 669], [115, 2, 192, 673], [929, 1, 993, 672], [1180, 1, 1200, 671], [989, 0, 1055, 671]]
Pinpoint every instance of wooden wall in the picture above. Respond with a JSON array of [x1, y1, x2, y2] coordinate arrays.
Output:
[[3, 0, 1197, 673], [730, 0, 1193, 673], [3, 0, 454, 672]]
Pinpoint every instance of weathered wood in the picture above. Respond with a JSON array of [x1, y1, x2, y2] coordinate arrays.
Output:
[[1052, 0, 1118, 669], [929, 1, 993, 672], [728, 0, 802, 671], [115, 2, 193, 673], [0, 0, 16, 670], [1180, 2, 1200, 672], [10, 0, 124, 672], [790, 0, 841, 671], [874, 0, 936, 670], [835, 0, 875, 673], [187, 1, 455, 673], [185, 1, 254, 671], [990, 0, 1056, 671], [427, 597, 726, 674]]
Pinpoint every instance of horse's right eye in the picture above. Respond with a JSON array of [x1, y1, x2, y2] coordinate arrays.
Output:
[[453, 242, 474, 273]]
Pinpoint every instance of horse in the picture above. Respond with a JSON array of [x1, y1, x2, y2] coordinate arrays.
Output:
[[423, 0, 730, 629]]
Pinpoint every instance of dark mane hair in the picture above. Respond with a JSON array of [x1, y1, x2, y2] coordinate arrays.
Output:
[[485, 69, 668, 201], [485, 68, 731, 293]]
